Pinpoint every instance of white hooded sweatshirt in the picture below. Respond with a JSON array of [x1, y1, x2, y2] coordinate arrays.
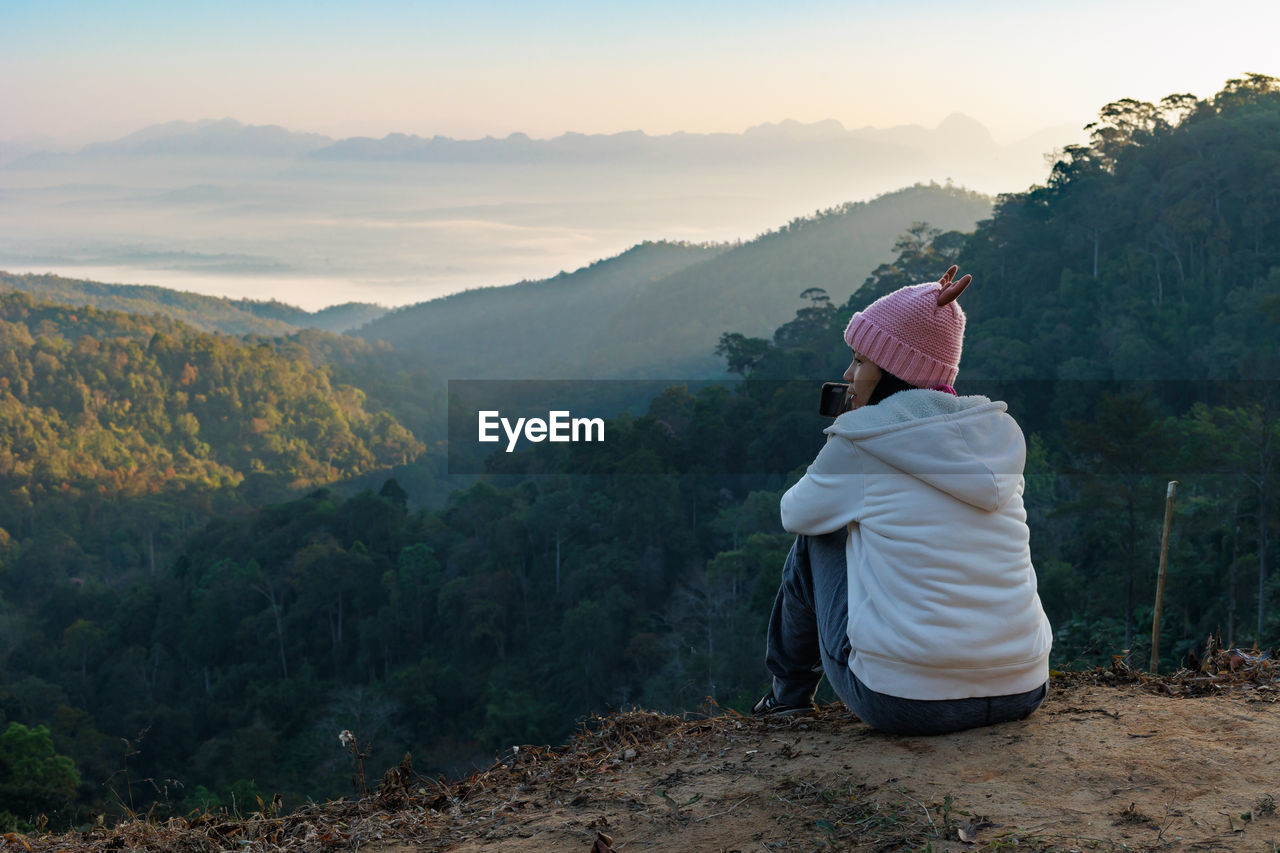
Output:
[[780, 389, 1053, 701]]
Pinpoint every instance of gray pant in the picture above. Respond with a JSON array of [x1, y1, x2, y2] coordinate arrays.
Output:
[[765, 527, 1047, 735]]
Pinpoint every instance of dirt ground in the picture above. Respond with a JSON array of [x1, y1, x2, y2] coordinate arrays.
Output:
[[369, 673, 1280, 852], [11, 671, 1280, 853]]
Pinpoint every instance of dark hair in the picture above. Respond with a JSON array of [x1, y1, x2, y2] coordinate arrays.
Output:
[[866, 370, 918, 406]]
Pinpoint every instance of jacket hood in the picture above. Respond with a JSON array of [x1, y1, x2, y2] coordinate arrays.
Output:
[[824, 389, 1026, 511]]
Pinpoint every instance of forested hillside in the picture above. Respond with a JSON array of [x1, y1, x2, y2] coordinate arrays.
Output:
[[955, 75, 1280, 384], [358, 240, 725, 379], [358, 183, 992, 379], [2, 76, 1277, 839], [584, 182, 991, 377], [0, 293, 423, 585], [0, 271, 387, 336]]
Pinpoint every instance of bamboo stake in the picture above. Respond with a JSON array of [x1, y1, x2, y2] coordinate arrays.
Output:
[[1149, 480, 1178, 675]]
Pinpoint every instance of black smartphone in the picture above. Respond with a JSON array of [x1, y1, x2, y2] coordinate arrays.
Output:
[[818, 382, 850, 418]]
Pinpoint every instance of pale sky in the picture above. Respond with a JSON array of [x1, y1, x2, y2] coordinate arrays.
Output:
[[3, 0, 1277, 146]]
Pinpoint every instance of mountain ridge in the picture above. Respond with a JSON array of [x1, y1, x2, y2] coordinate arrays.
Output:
[[4, 114, 1079, 165], [0, 270, 387, 336], [357, 182, 993, 379]]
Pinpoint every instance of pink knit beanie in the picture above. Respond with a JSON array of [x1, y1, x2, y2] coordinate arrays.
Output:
[[843, 280, 967, 388]]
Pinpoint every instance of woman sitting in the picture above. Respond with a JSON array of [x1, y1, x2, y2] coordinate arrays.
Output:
[[755, 266, 1053, 735]]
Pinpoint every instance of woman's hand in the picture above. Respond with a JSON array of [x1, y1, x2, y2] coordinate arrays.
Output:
[[936, 265, 972, 306]]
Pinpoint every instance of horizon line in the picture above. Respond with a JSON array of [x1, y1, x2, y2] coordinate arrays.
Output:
[[6, 112, 1086, 153]]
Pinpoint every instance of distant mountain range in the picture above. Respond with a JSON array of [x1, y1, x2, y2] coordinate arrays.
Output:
[[4, 115, 1079, 176], [80, 118, 334, 158], [311, 113, 1071, 175]]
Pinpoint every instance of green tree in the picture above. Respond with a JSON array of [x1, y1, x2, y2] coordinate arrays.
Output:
[[1064, 392, 1176, 653], [0, 722, 80, 822], [1188, 394, 1280, 640]]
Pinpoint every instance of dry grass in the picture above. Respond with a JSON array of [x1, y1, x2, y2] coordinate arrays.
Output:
[[1058, 635, 1280, 699]]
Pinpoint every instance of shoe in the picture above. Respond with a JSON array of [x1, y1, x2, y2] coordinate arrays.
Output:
[[752, 690, 814, 717]]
